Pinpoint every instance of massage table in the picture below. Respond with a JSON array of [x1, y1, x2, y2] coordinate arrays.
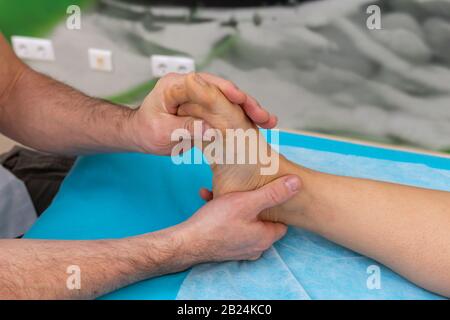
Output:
[[24, 130, 450, 299]]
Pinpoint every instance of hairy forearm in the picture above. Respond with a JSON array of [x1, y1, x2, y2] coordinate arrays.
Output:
[[0, 66, 140, 155], [273, 159, 450, 297], [0, 226, 193, 299]]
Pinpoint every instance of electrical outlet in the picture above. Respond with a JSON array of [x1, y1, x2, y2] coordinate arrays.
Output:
[[88, 48, 113, 72], [151, 55, 195, 77], [172, 56, 195, 74], [11, 36, 55, 61]]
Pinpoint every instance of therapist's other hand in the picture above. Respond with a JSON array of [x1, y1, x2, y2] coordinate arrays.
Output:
[[179, 175, 300, 262], [130, 72, 277, 155]]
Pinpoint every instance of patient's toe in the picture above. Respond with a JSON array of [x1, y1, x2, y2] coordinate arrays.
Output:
[[162, 83, 188, 114], [185, 72, 223, 109], [182, 73, 254, 130]]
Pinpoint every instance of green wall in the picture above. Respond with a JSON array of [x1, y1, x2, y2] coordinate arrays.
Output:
[[0, 0, 93, 40]]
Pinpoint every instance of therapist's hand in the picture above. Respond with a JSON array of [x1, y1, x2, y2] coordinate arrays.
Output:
[[130, 72, 277, 155], [178, 175, 300, 262]]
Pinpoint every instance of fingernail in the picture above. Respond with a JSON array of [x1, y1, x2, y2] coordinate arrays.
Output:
[[194, 74, 207, 86], [285, 176, 300, 192]]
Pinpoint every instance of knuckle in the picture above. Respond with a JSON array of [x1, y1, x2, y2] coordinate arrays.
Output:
[[258, 237, 274, 252], [163, 84, 183, 104], [248, 253, 262, 261], [259, 243, 271, 253], [157, 73, 180, 90], [162, 86, 173, 103]]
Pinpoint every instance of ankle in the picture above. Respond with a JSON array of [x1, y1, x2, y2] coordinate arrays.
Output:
[[259, 156, 316, 228]]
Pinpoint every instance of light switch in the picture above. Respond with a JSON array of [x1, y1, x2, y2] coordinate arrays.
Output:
[[151, 55, 195, 77], [88, 48, 113, 72], [11, 36, 55, 61]]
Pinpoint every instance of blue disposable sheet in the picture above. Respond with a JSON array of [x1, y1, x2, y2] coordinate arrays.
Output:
[[25, 131, 450, 299]]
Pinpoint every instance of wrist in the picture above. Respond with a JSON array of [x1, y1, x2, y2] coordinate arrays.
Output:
[[121, 107, 149, 153], [171, 222, 213, 265], [126, 106, 168, 155], [134, 224, 205, 277]]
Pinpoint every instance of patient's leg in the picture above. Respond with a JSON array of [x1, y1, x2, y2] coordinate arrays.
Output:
[[174, 73, 450, 297]]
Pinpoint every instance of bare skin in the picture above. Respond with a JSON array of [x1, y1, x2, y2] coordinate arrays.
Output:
[[0, 33, 299, 299], [177, 73, 450, 298], [0, 34, 277, 156], [0, 178, 299, 299]]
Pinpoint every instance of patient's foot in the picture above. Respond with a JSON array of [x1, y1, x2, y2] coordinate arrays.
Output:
[[174, 73, 300, 223], [177, 73, 255, 132], [174, 74, 279, 195]]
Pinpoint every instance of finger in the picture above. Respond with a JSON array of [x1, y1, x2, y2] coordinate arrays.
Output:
[[199, 188, 213, 201], [158, 73, 190, 114], [241, 95, 271, 126], [245, 175, 301, 214], [259, 114, 278, 129], [263, 222, 288, 242], [199, 73, 277, 128], [247, 253, 263, 261], [198, 72, 247, 105]]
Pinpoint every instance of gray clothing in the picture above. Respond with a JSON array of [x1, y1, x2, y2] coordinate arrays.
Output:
[[0, 164, 36, 238]]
